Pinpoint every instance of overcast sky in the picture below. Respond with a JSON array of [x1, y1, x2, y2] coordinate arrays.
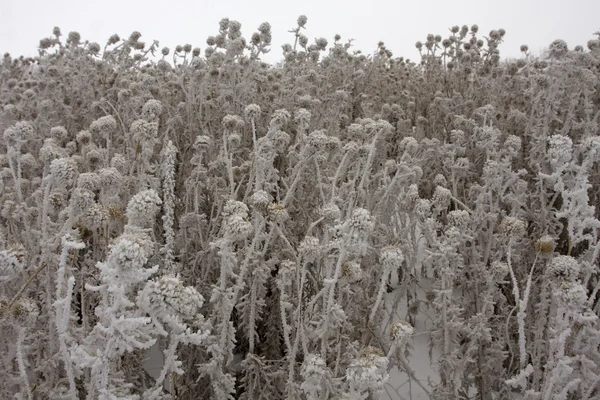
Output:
[[1, 0, 599, 64]]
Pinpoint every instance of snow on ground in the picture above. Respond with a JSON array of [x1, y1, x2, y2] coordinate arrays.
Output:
[[381, 280, 440, 400]]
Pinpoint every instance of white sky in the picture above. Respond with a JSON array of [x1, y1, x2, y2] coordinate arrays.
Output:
[[1, 0, 599, 64]]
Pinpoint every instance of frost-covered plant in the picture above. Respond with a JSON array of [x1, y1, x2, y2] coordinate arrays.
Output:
[[1, 15, 600, 400]]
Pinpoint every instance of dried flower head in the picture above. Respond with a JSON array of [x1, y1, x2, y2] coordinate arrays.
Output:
[[222, 115, 244, 131], [341, 261, 363, 282], [447, 210, 470, 228], [130, 119, 158, 143], [581, 136, 600, 163], [222, 200, 252, 240], [70, 188, 95, 214], [547, 135, 573, 168], [142, 99, 162, 120], [81, 204, 108, 229], [107, 226, 154, 270], [433, 174, 448, 188], [548, 39, 569, 58], [380, 246, 404, 270], [498, 217, 526, 238], [137, 275, 205, 330], [556, 281, 588, 310], [269, 109, 291, 130], [414, 199, 432, 221], [110, 154, 128, 173], [244, 104, 261, 120], [87, 148, 104, 166], [319, 202, 341, 223], [273, 130, 291, 152], [347, 208, 374, 235], [76, 130, 92, 145], [297, 15, 308, 28], [40, 138, 67, 163], [399, 136, 419, 155], [50, 126, 69, 142], [98, 167, 124, 188], [0, 245, 26, 282], [490, 260, 509, 279], [10, 297, 38, 326], [250, 190, 272, 209], [194, 135, 212, 150], [90, 115, 117, 136], [547, 255, 580, 283], [77, 172, 100, 191], [504, 135, 522, 156], [4, 121, 34, 147], [534, 235, 555, 254], [295, 108, 311, 128], [50, 157, 77, 187], [307, 130, 340, 151], [299, 236, 320, 262], [391, 320, 414, 344], [126, 189, 162, 228], [300, 354, 330, 397], [432, 185, 452, 209], [346, 346, 389, 393], [267, 203, 289, 222], [104, 204, 126, 221]]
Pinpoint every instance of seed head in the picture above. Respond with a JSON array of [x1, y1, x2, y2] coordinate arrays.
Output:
[[498, 217, 526, 238], [534, 235, 555, 254], [297, 15, 308, 28], [547, 255, 580, 283], [391, 320, 414, 344]]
